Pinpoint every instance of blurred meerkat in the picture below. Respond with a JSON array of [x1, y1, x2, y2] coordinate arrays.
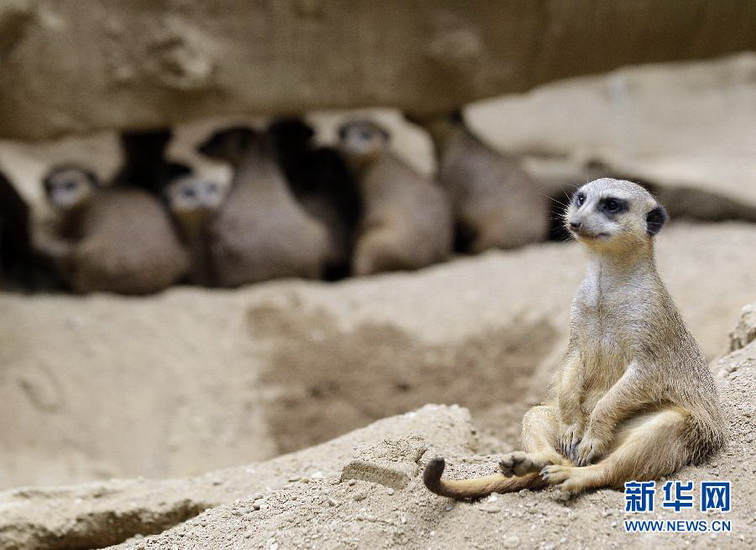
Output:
[[0, 170, 33, 288], [408, 111, 549, 252], [337, 119, 452, 276], [196, 126, 330, 286], [267, 117, 361, 280], [111, 128, 183, 195], [163, 172, 228, 285], [424, 178, 725, 499], [42, 165, 189, 294]]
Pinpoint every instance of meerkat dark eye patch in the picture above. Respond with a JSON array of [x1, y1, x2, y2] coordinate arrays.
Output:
[[646, 205, 668, 236], [598, 197, 628, 215]]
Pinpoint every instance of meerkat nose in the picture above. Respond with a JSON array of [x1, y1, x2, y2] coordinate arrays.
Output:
[[569, 219, 582, 230]]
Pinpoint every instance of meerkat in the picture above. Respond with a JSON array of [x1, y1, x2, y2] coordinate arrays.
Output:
[[0, 170, 33, 288], [163, 172, 228, 285], [267, 117, 362, 280], [337, 119, 452, 276], [196, 126, 330, 286], [111, 128, 185, 195], [42, 165, 189, 294], [407, 111, 549, 253], [424, 178, 725, 499]]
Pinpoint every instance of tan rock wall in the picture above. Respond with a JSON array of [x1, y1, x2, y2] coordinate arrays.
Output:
[[2, 0, 756, 139]]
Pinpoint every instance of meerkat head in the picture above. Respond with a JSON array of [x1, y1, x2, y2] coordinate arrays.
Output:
[[197, 126, 261, 166], [43, 165, 99, 211], [337, 120, 390, 169], [565, 178, 667, 253], [120, 129, 173, 164], [164, 173, 228, 217], [267, 117, 315, 153]]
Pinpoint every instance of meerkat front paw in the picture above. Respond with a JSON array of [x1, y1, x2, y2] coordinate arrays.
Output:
[[559, 423, 584, 459], [573, 433, 607, 466]]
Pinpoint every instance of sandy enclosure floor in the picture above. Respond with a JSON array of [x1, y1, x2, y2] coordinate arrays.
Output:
[[0, 308, 753, 549], [0, 222, 754, 493]]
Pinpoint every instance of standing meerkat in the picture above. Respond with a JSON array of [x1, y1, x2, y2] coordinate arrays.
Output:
[[337, 119, 452, 276], [267, 117, 362, 280], [408, 111, 549, 253], [42, 165, 189, 294], [424, 178, 725, 499], [196, 126, 330, 286], [111, 129, 184, 195], [163, 172, 228, 285]]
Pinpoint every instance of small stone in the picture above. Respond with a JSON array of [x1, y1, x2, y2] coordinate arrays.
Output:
[[327, 498, 339, 507], [503, 535, 520, 548], [341, 459, 414, 490], [386, 488, 395, 495], [353, 491, 367, 502]]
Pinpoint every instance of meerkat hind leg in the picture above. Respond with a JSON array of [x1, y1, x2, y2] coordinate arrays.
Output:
[[541, 408, 689, 493], [500, 405, 572, 476]]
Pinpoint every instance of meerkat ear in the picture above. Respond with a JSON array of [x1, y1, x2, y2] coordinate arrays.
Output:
[[646, 205, 668, 236]]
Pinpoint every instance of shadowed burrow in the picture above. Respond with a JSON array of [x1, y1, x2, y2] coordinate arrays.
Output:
[[248, 303, 558, 454]]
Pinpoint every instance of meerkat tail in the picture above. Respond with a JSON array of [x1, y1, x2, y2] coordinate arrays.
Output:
[[423, 457, 546, 500]]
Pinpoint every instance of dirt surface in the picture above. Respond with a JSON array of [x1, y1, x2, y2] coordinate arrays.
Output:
[[0, 305, 753, 550], [0, 222, 754, 492]]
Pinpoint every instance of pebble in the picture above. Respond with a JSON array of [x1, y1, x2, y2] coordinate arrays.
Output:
[[386, 488, 395, 496], [503, 535, 520, 548]]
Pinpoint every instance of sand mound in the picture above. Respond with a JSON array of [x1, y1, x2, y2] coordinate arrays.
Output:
[[1, 304, 753, 550]]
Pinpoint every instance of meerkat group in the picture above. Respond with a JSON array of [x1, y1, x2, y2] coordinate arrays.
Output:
[[26, 108, 746, 295], [424, 178, 726, 499], [15, 112, 549, 294]]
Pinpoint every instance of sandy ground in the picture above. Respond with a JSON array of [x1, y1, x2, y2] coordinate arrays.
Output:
[[0, 304, 752, 550], [0, 222, 754, 493]]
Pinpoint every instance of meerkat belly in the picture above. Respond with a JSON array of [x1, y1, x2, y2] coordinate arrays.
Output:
[[575, 299, 638, 415], [579, 346, 628, 415]]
